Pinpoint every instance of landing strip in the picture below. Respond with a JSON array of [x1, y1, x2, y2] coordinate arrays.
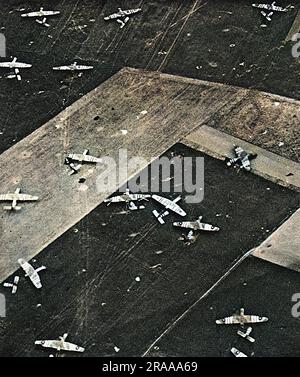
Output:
[[0, 66, 299, 353], [1, 68, 300, 284], [253, 209, 300, 272], [0, 68, 243, 283], [183, 125, 300, 191]]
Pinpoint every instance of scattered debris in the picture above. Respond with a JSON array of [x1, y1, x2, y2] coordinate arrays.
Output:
[[127, 276, 141, 292], [178, 230, 198, 245], [149, 264, 162, 271], [136, 110, 148, 119], [231, 347, 248, 357], [209, 62, 218, 68]]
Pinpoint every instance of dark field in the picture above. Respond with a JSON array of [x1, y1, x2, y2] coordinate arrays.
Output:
[[0, 0, 299, 155], [0, 144, 299, 357]]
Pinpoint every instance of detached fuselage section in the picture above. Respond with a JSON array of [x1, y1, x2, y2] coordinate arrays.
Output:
[[231, 347, 248, 357]]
